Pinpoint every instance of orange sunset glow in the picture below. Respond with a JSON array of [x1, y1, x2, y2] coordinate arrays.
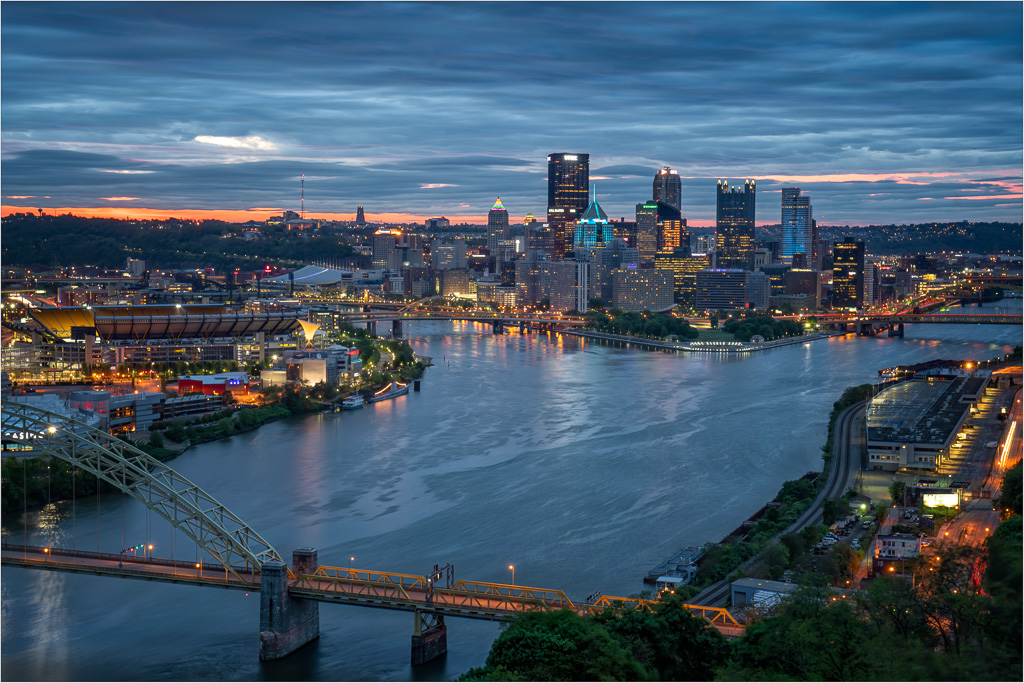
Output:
[[1, 205, 503, 225]]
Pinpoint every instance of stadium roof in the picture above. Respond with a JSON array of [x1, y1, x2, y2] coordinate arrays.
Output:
[[28, 305, 300, 341]]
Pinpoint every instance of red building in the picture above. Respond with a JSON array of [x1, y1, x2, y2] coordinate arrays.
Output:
[[177, 371, 250, 396]]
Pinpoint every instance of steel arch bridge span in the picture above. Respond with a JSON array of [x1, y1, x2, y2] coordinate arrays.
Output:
[[1, 403, 282, 581]]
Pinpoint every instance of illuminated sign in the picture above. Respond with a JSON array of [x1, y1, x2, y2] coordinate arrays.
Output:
[[2, 431, 44, 440], [563, 155, 578, 161], [922, 492, 959, 508]]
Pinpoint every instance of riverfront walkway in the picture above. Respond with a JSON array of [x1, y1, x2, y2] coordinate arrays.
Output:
[[565, 329, 841, 353]]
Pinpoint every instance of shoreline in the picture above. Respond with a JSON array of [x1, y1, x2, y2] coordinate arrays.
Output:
[[564, 329, 844, 353]]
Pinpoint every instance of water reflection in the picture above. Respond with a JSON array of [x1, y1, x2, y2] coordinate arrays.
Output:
[[2, 313, 1020, 681]]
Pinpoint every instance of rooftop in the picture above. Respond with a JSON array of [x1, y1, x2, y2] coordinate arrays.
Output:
[[867, 378, 971, 446]]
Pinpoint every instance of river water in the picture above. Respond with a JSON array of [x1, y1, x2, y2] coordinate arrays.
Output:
[[2, 300, 1020, 681]]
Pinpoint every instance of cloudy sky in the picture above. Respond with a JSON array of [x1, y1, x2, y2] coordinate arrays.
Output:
[[2, 1, 1021, 226]]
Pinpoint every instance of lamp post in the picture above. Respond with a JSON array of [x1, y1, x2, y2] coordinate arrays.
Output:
[[509, 564, 515, 587]]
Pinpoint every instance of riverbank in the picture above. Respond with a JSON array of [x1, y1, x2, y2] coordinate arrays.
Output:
[[565, 329, 842, 353]]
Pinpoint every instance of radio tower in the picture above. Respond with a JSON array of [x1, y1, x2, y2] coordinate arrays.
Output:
[[301, 174, 305, 219]]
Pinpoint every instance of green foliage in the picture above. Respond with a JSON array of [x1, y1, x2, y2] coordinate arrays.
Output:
[[996, 460, 1022, 516], [164, 420, 187, 443], [147, 430, 165, 448], [585, 309, 698, 340], [722, 311, 803, 342], [217, 417, 234, 435], [459, 610, 646, 681], [697, 478, 818, 584], [889, 480, 908, 506], [461, 596, 730, 682], [821, 384, 874, 460]]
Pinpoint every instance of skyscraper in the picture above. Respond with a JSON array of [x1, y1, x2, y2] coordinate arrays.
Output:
[[715, 179, 756, 270], [573, 188, 610, 252], [781, 188, 813, 266], [487, 197, 510, 254], [355, 206, 366, 226], [654, 201, 687, 254], [372, 229, 400, 270], [832, 237, 865, 309], [547, 153, 589, 259], [635, 202, 658, 263], [653, 167, 682, 211]]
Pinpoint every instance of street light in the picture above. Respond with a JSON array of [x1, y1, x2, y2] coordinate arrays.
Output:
[[509, 565, 515, 587]]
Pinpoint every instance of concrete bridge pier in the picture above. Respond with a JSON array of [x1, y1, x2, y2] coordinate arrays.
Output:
[[411, 610, 447, 666], [259, 548, 320, 661], [367, 321, 377, 336], [392, 319, 403, 338], [492, 320, 504, 334], [858, 321, 880, 336]]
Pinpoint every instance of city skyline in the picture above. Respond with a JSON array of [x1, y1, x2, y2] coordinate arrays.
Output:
[[1, 2, 1022, 226]]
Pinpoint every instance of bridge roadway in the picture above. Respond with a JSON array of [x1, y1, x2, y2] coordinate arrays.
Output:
[[336, 311, 587, 325], [1, 543, 744, 637], [810, 312, 1021, 325]]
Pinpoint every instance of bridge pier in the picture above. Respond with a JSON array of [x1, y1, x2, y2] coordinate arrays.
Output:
[[492, 320, 504, 335], [411, 610, 447, 666], [367, 321, 377, 337], [392, 319, 403, 338], [259, 548, 320, 661]]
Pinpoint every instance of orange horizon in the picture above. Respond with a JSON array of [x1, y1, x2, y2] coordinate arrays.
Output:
[[6, 204, 993, 228], [2, 204, 723, 227]]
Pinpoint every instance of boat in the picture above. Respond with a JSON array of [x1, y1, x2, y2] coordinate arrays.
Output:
[[341, 395, 365, 410], [368, 381, 409, 403]]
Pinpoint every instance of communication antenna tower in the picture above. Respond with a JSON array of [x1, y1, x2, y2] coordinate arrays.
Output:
[[301, 174, 305, 219]]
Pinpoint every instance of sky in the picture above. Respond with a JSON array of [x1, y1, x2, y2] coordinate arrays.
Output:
[[2, 1, 1022, 227]]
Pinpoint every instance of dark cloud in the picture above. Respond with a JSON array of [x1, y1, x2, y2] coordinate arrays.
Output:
[[1, 1, 1021, 224]]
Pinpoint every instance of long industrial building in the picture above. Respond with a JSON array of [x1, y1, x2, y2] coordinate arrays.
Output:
[[865, 375, 986, 472]]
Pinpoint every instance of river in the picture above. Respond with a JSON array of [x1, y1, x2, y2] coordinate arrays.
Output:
[[2, 300, 1020, 681]]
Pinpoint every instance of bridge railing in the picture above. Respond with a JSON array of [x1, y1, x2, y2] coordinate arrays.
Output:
[[583, 593, 741, 627], [290, 565, 432, 604], [1, 543, 258, 586], [448, 580, 575, 608]]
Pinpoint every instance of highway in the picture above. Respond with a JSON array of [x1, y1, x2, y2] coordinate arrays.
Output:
[[692, 400, 865, 607]]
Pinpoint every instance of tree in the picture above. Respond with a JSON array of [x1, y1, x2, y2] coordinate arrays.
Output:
[[459, 610, 646, 681], [996, 460, 1022, 516], [822, 497, 839, 525], [596, 595, 730, 681], [723, 585, 884, 681], [889, 480, 908, 507], [148, 430, 164, 448]]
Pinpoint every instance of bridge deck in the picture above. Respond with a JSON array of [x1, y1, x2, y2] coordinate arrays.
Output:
[[2, 545, 743, 636]]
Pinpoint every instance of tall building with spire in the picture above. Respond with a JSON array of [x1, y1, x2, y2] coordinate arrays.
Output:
[[781, 187, 813, 266], [355, 206, 366, 226], [715, 179, 756, 270], [547, 153, 589, 259], [573, 187, 610, 252], [487, 197, 510, 254], [653, 167, 682, 211]]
